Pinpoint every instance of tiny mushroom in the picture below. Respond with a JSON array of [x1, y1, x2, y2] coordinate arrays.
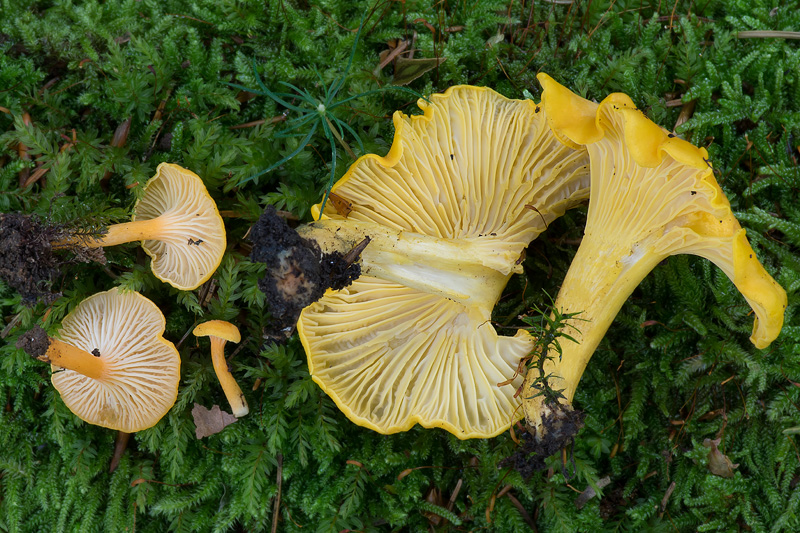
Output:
[[193, 320, 248, 418], [521, 74, 787, 451], [55, 163, 226, 290], [16, 287, 181, 433], [291, 85, 593, 438]]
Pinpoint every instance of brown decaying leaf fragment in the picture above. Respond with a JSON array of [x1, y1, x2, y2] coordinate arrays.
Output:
[[703, 438, 739, 478], [191, 403, 237, 439], [393, 57, 447, 86]]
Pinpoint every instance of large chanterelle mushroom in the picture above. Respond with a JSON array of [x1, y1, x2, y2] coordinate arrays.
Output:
[[520, 74, 787, 454], [289, 86, 594, 438]]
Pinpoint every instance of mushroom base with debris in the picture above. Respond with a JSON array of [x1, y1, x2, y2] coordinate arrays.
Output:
[[499, 401, 585, 477], [248, 206, 364, 342], [0, 213, 105, 304]]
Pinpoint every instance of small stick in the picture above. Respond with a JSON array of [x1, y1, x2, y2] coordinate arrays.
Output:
[[109, 431, 131, 473], [342, 237, 371, 266], [271, 453, 283, 533]]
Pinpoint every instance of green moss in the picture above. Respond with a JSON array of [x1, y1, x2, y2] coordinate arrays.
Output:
[[1, 0, 799, 531]]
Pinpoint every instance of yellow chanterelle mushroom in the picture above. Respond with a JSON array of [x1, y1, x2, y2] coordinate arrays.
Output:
[[521, 74, 787, 451], [294, 85, 594, 439]]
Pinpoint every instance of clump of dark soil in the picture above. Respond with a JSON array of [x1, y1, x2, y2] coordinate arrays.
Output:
[[0, 214, 65, 304], [0, 213, 106, 304], [499, 403, 585, 477], [249, 206, 363, 341], [15, 325, 51, 358]]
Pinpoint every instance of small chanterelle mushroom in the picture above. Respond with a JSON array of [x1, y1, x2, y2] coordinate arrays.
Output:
[[193, 320, 248, 418], [521, 74, 787, 454], [289, 85, 594, 438], [54, 163, 226, 290], [16, 288, 181, 432]]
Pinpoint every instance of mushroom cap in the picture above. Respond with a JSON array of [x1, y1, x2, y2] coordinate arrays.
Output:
[[133, 163, 226, 290], [193, 320, 241, 343], [51, 287, 180, 432], [538, 73, 787, 350], [299, 85, 592, 438]]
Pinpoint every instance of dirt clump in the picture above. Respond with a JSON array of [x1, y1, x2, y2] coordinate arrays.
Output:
[[499, 402, 585, 477], [0, 214, 65, 304], [249, 206, 363, 341], [15, 325, 51, 358], [0, 213, 106, 304]]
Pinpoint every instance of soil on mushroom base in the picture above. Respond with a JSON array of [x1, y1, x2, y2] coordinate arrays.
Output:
[[249, 206, 362, 341], [0, 213, 106, 304], [15, 324, 51, 358], [499, 403, 585, 477], [0, 213, 65, 304]]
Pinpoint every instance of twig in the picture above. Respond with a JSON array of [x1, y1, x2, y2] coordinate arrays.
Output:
[[109, 431, 131, 473], [507, 492, 537, 531], [574, 476, 611, 509], [271, 453, 283, 533], [659, 481, 676, 517]]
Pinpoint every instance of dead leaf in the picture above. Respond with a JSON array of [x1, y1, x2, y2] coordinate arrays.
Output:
[[192, 403, 237, 439], [393, 57, 447, 86], [703, 438, 739, 478], [328, 192, 353, 217], [375, 39, 409, 74]]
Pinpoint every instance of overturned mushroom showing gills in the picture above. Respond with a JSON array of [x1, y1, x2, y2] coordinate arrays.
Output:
[[193, 320, 248, 418], [16, 288, 181, 432], [54, 163, 226, 290], [292, 85, 593, 438], [521, 74, 787, 454]]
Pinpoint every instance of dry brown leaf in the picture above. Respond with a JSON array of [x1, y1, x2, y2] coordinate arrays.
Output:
[[393, 57, 446, 86], [192, 403, 237, 439], [703, 438, 739, 478]]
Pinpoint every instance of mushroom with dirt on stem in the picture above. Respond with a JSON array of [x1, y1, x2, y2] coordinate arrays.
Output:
[[16, 287, 181, 433], [251, 85, 593, 438], [518, 74, 787, 464], [53, 162, 226, 291], [193, 320, 248, 418]]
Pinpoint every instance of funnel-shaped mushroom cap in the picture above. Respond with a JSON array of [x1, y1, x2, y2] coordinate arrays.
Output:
[[51, 288, 180, 432], [300, 85, 592, 438], [313, 85, 590, 257], [523, 74, 787, 436], [134, 163, 226, 290]]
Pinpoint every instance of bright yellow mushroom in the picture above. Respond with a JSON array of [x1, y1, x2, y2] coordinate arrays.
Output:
[[54, 163, 226, 290], [521, 74, 787, 450], [291, 85, 593, 438], [193, 320, 249, 418]]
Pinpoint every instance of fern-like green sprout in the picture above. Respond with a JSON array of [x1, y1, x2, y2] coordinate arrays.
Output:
[[227, 16, 424, 219], [522, 297, 585, 407]]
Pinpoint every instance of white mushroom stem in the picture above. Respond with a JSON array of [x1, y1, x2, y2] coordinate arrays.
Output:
[[52, 215, 177, 248], [39, 337, 107, 381], [299, 219, 518, 312], [208, 336, 249, 418]]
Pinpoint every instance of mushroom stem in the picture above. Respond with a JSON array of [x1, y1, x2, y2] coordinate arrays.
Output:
[[209, 337, 249, 418], [41, 337, 108, 381], [522, 237, 662, 434], [52, 216, 170, 249], [299, 219, 515, 311]]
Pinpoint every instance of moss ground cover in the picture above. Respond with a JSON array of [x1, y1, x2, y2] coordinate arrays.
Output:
[[1, 0, 799, 530]]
